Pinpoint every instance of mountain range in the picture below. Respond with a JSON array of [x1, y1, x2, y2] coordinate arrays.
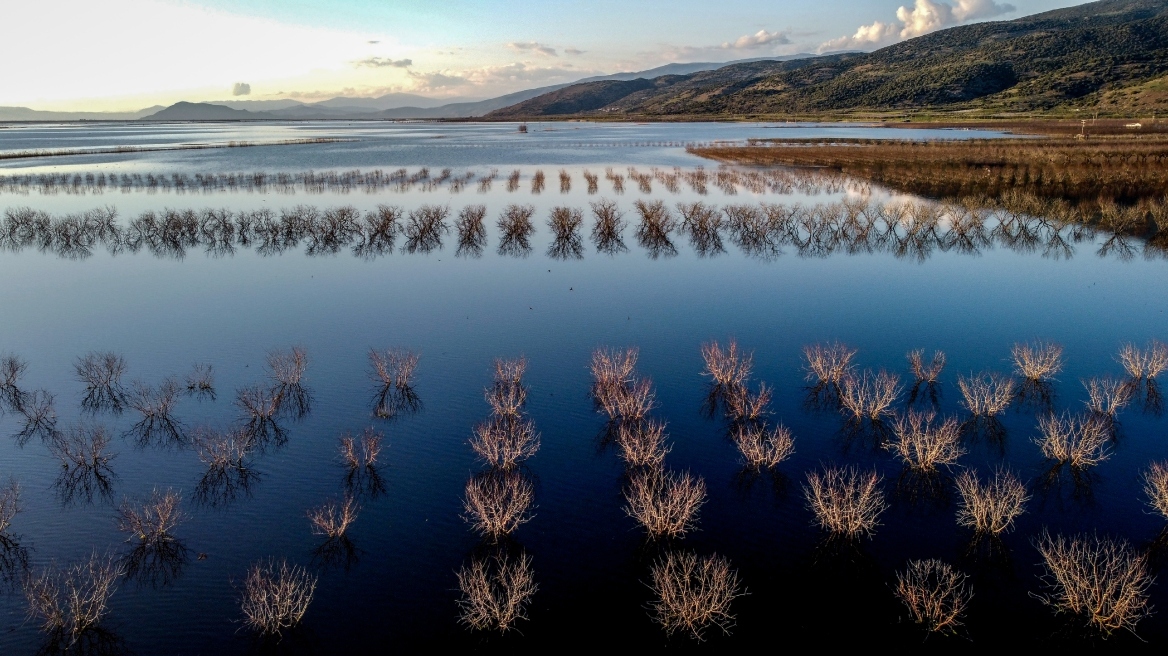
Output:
[[487, 0, 1168, 118]]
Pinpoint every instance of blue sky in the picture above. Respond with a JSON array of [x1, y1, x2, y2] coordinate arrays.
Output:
[[0, 0, 1082, 111]]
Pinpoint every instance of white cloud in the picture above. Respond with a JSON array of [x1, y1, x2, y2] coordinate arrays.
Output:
[[722, 30, 791, 50], [507, 42, 558, 57], [232, 82, 251, 96], [355, 57, 413, 68], [820, 0, 1014, 51], [564, 48, 586, 56], [407, 62, 593, 94]]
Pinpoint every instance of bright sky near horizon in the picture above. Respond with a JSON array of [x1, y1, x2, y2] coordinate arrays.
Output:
[[2, 0, 1083, 111]]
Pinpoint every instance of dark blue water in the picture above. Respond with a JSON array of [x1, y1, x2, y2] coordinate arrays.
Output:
[[0, 123, 1165, 652]]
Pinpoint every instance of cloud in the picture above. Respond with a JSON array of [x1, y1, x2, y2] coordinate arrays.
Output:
[[354, 57, 413, 68], [722, 29, 790, 50], [367, 40, 380, 44], [406, 62, 593, 93], [232, 82, 251, 96], [820, 0, 1014, 51], [507, 42, 557, 57], [563, 48, 585, 56]]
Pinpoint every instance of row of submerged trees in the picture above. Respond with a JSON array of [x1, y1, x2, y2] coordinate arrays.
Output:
[[3, 193, 1162, 262], [1, 336, 1167, 645]]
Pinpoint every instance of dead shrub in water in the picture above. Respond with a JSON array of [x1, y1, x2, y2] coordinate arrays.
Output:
[[1012, 341, 1064, 382], [369, 348, 420, 418], [339, 427, 383, 472], [700, 340, 752, 400], [590, 199, 627, 254], [724, 382, 772, 423], [803, 465, 886, 539], [463, 469, 535, 539], [558, 169, 571, 193], [803, 342, 857, 387], [582, 170, 599, 194], [486, 357, 528, 419], [590, 347, 638, 416], [907, 349, 945, 384], [235, 385, 285, 446], [613, 378, 656, 423], [616, 419, 671, 468], [0, 353, 27, 412], [887, 410, 963, 472], [957, 372, 1015, 416], [531, 170, 545, 194], [547, 206, 584, 259], [649, 551, 742, 641], [50, 425, 116, 502], [0, 479, 21, 535], [470, 417, 540, 470], [184, 363, 215, 401], [307, 494, 359, 538], [455, 204, 487, 257], [955, 468, 1028, 536], [116, 488, 185, 546], [1034, 532, 1151, 636], [354, 204, 400, 257], [623, 468, 706, 538], [894, 559, 971, 635], [126, 378, 184, 445], [194, 428, 258, 506], [74, 352, 127, 413], [497, 204, 536, 256], [456, 552, 537, 633], [25, 551, 122, 641], [506, 169, 521, 192], [605, 168, 625, 193], [403, 204, 450, 253], [1143, 461, 1168, 521], [14, 389, 57, 445], [1036, 413, 1110, 468], [1118, 341, 1168, 381], [1082, 376, 1133, 420], [634, 199, 677, 257], [733, 424, 794, 470], [677, 202, 725, 256], [265, 346, 311, 420], [839, 370, 901, 421], [239, 559, 317, 638]]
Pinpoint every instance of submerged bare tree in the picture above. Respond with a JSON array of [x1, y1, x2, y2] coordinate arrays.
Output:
[[623, 468, 706, 538], [803, 465, 886, 539], [267, 346, 311, 419], [0, 353, 28, 412], [894, 559, 972, 635], [194, 427, 259, 507], [25, 551, 123, 643], [239, 559, 317, 638], [50, 425, 117, 504], [732, 423, 794, 471], [700, 340, 752, 412], [1036, 413, 1110, 469], [590, 347, 639, 420], [634, 199, 678, 258], [455, 204, 487, 257], [235, 385, 286, 448], [591, 199, 627, 255], [886, 410, 964, 472], [402, 204, 450, 253], [648, 551, 742, 641], [117, 488, 189, 586], [957, 372, 1015, 417], [368, 348, 421, 418], [463, 469, 535, 540], [907, 349, 945, 405], [497, 204, 536, 257], [74, 352, 128, 413], [184, 363, 215, 401], [677, 202, 725, 256], [955, 468, 1028, 536], [839, 369, 901, 422], [125, 378, 185, 446], [0, 479, 20, 536], [1034, 532, 1151, 636], [307, 494, 359, 539], [616, 419, 671, 468], [803, 342, 857, 391], [14, 389, 57, 445], [1082, 375, 1133, 422], [547, 206, 584, 260], [1143, 461, 1168, 522], [456, 552, 538, 633]]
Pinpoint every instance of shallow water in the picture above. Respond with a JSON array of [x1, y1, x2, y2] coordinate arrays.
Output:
[[0, 122, 1166, 652]]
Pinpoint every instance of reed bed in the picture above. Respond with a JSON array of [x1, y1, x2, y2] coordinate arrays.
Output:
[[25, 551, 122, 640], [886, 410, 963, 472], [907, 350, 945, 385], [1034, 532, 1151, 636], [623, 468, 706, 538], [463, 469, 535, 539], [307, 495, 359, 539], [648, 551, 741, 641], [239, 559, 317, 637], [456, 552, 537, 633], [894, 559, 971, 635], [1036, 413, 1110, 468], [957, 372, 1015, 416], [1118, 341, 1168, 381], [116, 488, 185, 546], [803, 465, 886, 539], [955, 468, 1028, 536]]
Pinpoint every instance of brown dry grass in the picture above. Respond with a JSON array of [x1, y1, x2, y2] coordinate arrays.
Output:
[[648, 551, 742, 641]]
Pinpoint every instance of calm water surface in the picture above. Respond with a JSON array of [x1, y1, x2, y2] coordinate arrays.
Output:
[[0, 122, 1165, 652]]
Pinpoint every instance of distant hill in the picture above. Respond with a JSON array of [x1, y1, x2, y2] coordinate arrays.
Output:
[[487, 0, 1168, 118], [142, 102, 278, 121], [0, 105, 164, 121]]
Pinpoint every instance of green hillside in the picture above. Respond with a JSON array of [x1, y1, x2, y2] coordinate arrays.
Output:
[[487, 0, 1168, 118]]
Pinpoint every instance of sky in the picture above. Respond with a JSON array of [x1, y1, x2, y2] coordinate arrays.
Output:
[[1, 0, 1084, 111]]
